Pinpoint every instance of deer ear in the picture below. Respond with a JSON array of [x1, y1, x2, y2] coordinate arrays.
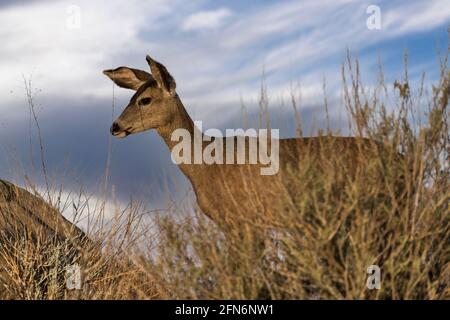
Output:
[[103, 67, 153, 90], [146, 55, 176, 96]]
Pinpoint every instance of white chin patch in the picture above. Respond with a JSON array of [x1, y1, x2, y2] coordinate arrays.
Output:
[[115, 132, 128, 138]]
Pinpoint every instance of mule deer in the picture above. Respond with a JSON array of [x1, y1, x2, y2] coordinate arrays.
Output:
[[103, 55, 377, 226]]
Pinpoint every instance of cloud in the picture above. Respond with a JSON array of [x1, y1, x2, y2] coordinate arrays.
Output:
[[0, 0, 176, 107], [383, 0, 450, 35], [181, 8, 232, 31]]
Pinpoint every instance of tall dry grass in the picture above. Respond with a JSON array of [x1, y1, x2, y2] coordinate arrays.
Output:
[[0, 48, 448, 299], [144, 50, 449, 300]]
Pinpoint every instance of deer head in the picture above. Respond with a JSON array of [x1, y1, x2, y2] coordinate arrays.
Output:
[[103, 55, 177, 138]]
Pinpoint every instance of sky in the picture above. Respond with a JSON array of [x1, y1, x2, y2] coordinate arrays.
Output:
[[0, 0, 448, 221]]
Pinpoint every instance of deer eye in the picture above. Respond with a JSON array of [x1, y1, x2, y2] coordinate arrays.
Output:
[[139, 98, 152, 106]]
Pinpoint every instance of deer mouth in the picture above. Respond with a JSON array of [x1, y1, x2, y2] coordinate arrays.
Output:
[[112, 131, 129, 138], [110, 122, 132, 138], [113, 128, 133, 138]]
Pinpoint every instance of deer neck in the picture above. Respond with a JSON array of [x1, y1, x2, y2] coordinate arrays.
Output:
[[156, 96, 203, 180]]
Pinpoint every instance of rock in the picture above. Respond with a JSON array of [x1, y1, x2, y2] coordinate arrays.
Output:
[[0, 179, 92, 298]]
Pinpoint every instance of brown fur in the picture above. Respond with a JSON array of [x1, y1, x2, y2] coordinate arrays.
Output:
[[104, 55, 379, 225]]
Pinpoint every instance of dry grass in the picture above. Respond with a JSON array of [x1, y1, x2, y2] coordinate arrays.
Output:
[[0, 194, 163, 299], [0, 48, 448, 300]]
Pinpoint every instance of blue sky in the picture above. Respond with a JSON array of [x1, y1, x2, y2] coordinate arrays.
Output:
[[0, 0, 448, 219]]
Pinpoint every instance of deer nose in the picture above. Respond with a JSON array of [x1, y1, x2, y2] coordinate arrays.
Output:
[[110, 122, 121, 135]]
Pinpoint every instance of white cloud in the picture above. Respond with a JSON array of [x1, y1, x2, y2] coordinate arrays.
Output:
[[383, 0, 450, 35], [181, 8, 232, 31], [35, 186, 155, 236], [0, 0, 175, 107]]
